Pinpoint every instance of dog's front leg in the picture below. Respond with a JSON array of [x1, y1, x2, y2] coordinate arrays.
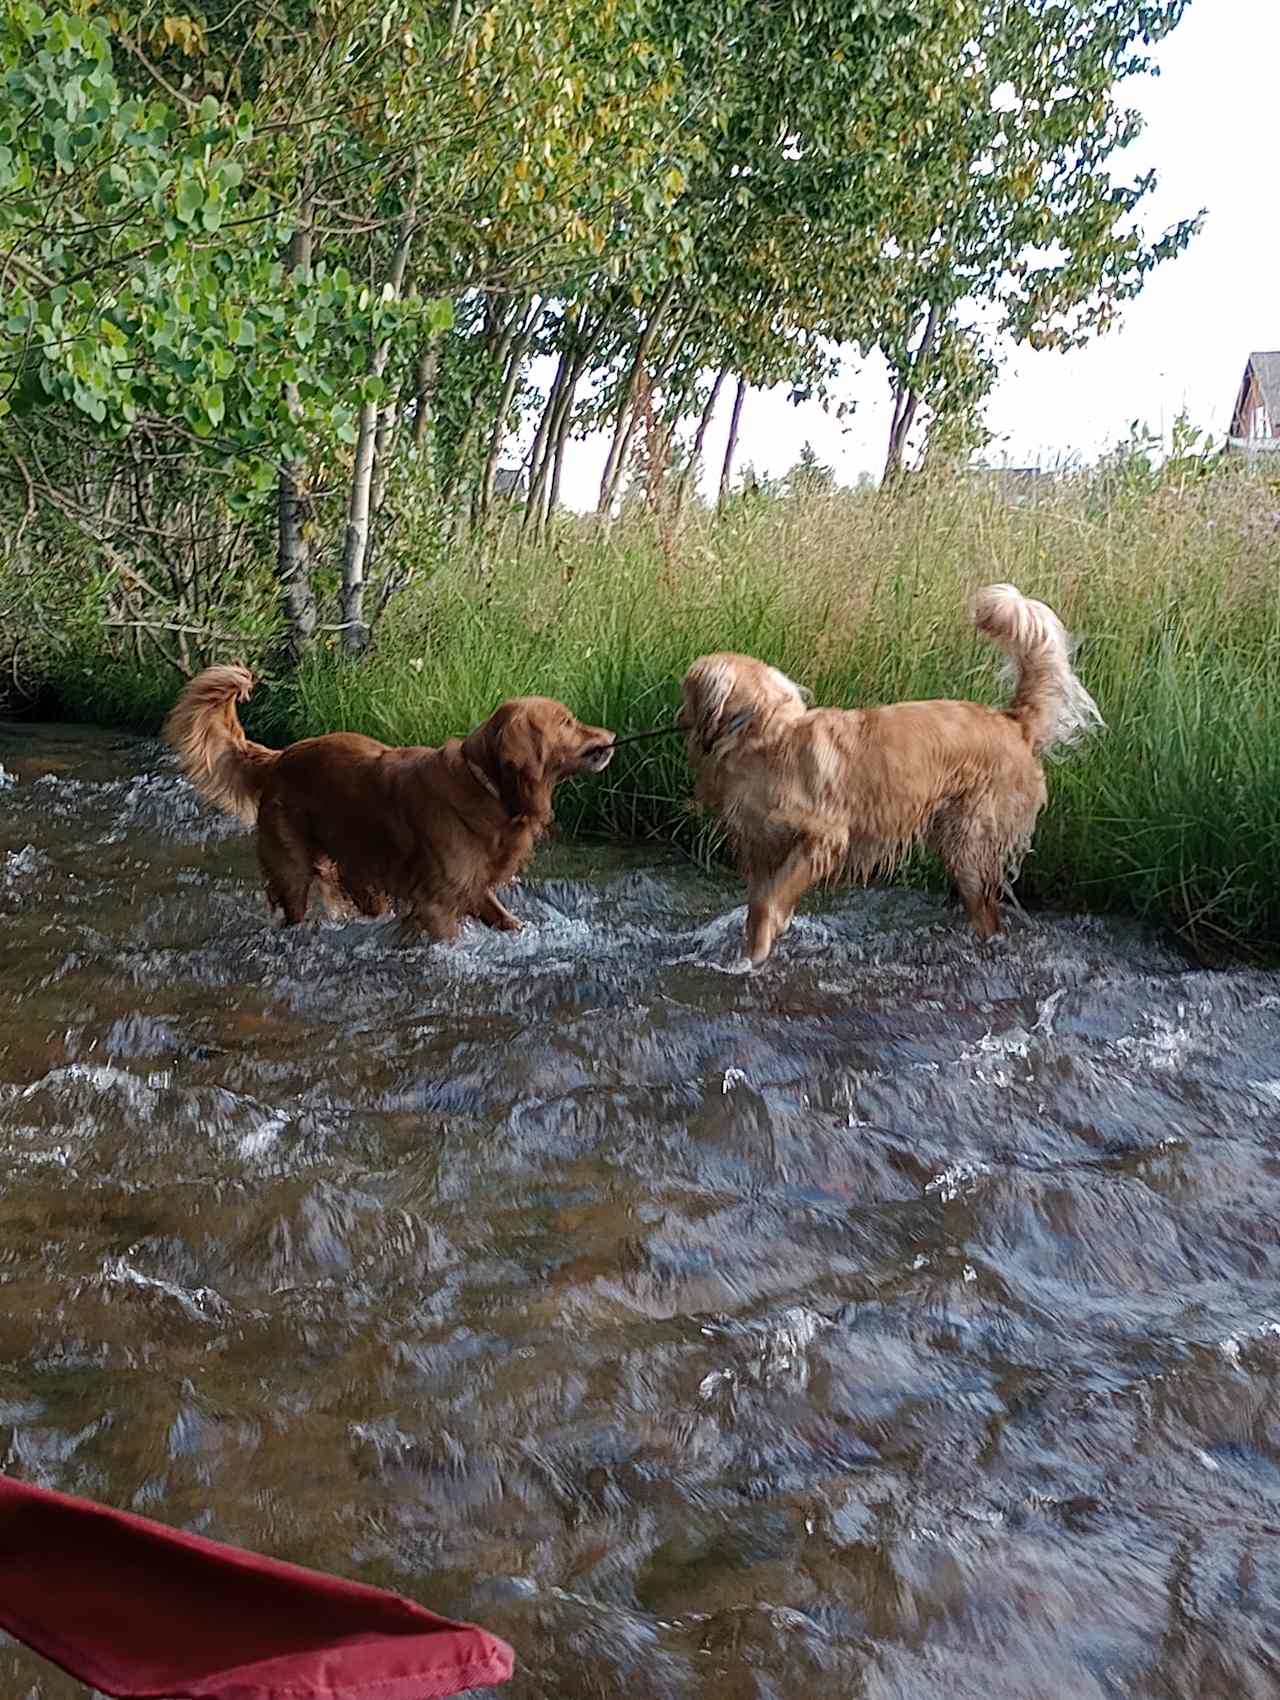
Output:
[[745, 845, 820, 966], [399, 900, 463, 945], [471, 889, 523, 932]]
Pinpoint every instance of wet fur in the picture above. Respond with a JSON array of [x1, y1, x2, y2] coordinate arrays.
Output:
[[164, 666, 615, 940], [679, 584, 1103, 965]]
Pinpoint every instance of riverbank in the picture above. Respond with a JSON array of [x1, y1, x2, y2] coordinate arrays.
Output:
[[6, 474, 1280, 958]]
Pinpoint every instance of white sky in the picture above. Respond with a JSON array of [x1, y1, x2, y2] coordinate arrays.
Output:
[[547, 0, 1280, 508]]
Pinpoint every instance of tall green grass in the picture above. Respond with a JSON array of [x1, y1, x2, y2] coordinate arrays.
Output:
[[10, 472, 1280, 958]]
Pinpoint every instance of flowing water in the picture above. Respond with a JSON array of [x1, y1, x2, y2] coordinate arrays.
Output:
[[3, 722, 1280, 1700]]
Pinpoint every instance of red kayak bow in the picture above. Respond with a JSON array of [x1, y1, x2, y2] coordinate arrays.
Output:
[[0, 1474, 513, 1699]]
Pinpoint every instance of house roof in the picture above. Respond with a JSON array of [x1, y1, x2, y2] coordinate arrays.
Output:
[[1234, 351, 1280, 433]]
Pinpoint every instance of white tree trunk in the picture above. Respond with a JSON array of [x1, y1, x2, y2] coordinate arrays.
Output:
[[340, 164, 420, 654], [595, 281, 676, 513], [674, 365, 727, 523], [718, 376, 746, 506], [883, 302, 940, 483], [277, 184, 316, 662]]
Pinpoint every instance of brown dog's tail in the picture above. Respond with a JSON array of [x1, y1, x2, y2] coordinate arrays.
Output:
[[163, 664, 277, 825], [973, 584, 1104, 756]]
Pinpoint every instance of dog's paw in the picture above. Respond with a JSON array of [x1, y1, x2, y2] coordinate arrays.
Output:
[[722, 954, 761, 976]]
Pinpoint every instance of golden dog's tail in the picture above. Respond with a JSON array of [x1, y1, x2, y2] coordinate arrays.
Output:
[[973, 584, 1103, 755], [163, 664, 277, 825]]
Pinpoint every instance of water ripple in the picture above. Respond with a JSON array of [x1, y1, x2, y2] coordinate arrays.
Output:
[[2, 721, 1279, 1699]]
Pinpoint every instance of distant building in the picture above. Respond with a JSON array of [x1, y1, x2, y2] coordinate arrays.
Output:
[[972, 466, 1054, 504], [1227, 352, 1280, 459], [493, 467, 527, 501]]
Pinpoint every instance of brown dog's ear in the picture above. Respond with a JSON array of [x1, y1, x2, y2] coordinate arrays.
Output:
[[682, 658, 737, 754], [464, 703, 550, 822]]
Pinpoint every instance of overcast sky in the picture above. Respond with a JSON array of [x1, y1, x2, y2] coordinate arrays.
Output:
[[545, 0, 1279, 508]]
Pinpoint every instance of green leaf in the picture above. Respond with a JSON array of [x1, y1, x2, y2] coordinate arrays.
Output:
[[423, 296, 454, 335], [175, 177, 203, 223]]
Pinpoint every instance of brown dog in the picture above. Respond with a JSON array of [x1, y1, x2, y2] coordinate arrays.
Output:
[[679, 584, 1102, 965], [164, 667, 615, 940]]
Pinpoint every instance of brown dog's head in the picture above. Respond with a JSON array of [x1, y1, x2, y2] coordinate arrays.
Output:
[[678, 653, 810, 763], [463, 697, 615, 822]]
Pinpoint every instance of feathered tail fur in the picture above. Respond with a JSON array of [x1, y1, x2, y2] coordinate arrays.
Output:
[[973, 584, 1103, 756], [163, 664, 277, 825]]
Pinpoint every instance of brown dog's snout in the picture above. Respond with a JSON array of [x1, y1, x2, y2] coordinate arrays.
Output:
[[581, 730, 616, 771]]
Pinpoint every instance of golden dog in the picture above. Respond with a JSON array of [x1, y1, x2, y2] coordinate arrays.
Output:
[[679, 584, 1102, 965]]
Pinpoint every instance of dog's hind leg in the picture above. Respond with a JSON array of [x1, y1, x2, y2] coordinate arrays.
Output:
[[402, 896, 463, 944], [950, 866, 1001, 940], [314, 859, 355, 920], [332, 871, 391, 920], [934, 812, 1008, 942], [745, 844, 822, 966], [256, 808, 313, 926], [471, 889, 523, 932]]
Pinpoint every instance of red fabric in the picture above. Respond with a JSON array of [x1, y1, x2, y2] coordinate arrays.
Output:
[[0, 1474, 514, 1699]]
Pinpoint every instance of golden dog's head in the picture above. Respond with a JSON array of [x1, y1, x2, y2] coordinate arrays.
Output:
[[463, 697, 615, 821], [678, 653, 811, 761]]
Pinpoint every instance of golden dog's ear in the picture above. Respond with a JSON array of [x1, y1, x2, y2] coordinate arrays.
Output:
[[766, 664, 812, 706], [465, 703, 549, 821], [682, 658, 737, 754]]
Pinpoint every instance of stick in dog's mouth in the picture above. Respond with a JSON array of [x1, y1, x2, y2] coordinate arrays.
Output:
[[608, 725, 684, 748]]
